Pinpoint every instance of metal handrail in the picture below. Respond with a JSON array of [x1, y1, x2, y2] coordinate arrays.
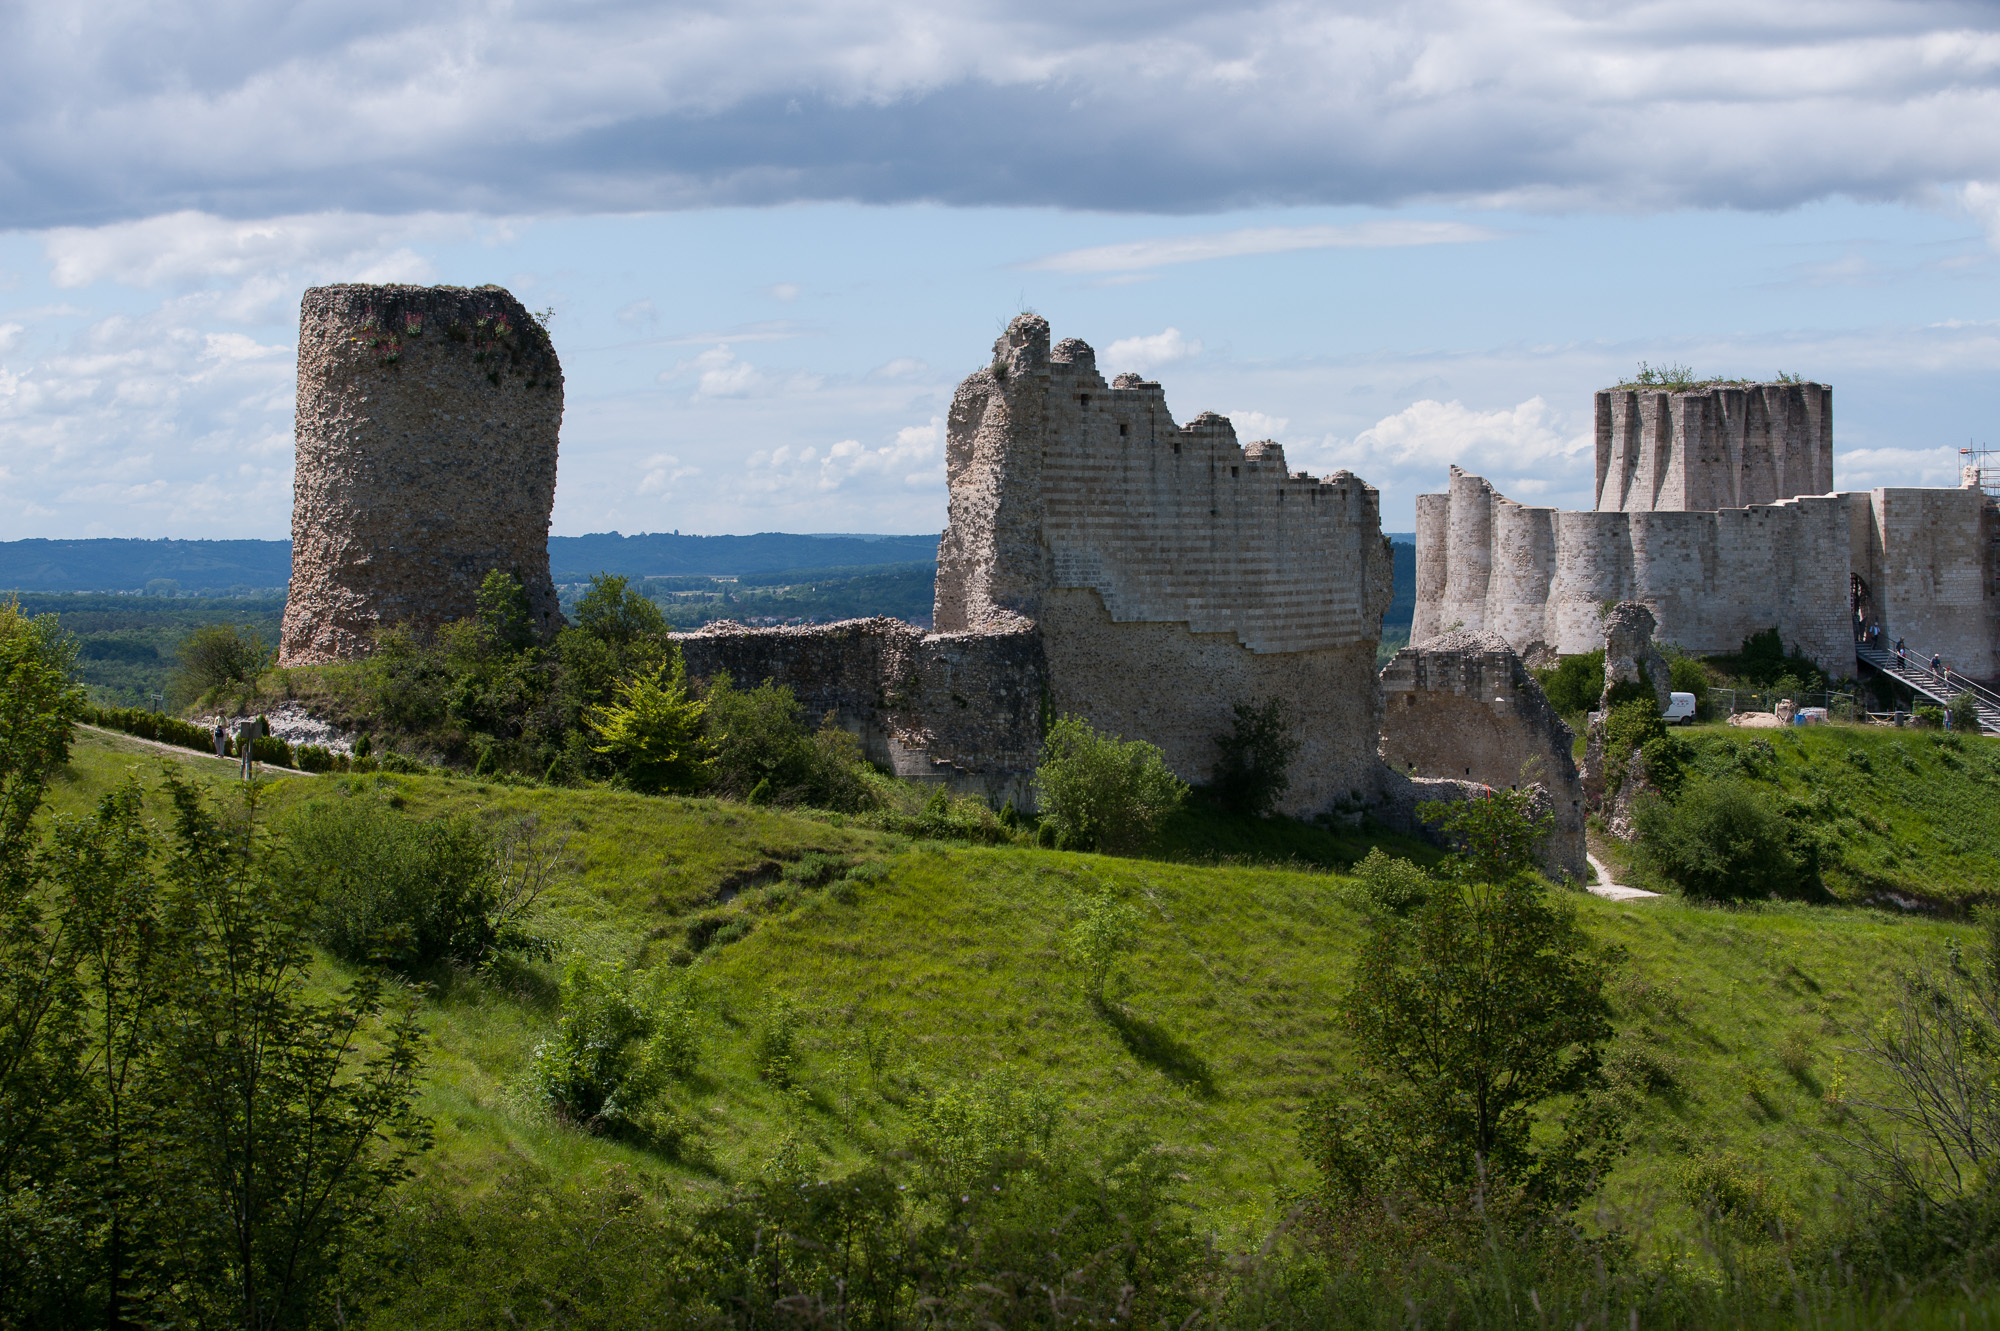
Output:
[[1858, 642, 2000, 712]]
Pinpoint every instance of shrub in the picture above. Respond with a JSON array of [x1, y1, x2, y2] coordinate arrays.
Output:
[[176, 622, 269, 694], [532, 957, 666, 1127], [1638, 733, 1694, 794], [80, 704, 214, 757], [1667, 653, 1710, 708], [283, 798, 503, 968], [294, 743, 341, 773], [1034, 715, 1188, 854], [251, 733, 294, 767], [1350, 846, 1431, 914], [1061, 890, 1143, 1002], [1949, 692, 1982, 733], [1914, 705, 1945, 730], [586, 647, 714, 794], [1631, 778, 1806, 899], [1208, 698, 1301, 817], [702, 674, 874, 812], [1603, 698, 1668, 797], [1534, 649, 1604, 716]]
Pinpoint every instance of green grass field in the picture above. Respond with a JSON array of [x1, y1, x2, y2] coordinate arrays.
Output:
[[47, 724, 1978, 1263]]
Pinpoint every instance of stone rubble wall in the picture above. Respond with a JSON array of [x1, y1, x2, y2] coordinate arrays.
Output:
[[1377, 630, 1586, 880], [936, 315, 1396, 815], [1415, 467, 1860, 673], [281, 284, 563, 664], [672, 618, 1046, 810], [1595, 382, 1832, 513]]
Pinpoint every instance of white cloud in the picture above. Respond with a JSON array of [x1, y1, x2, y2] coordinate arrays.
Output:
[[745, 415, 945, 499], [638, 452, 701, 495], [1106, 327, 1202, 373], [0, 323, 23, 355], [769, 283, 801, 302], [1338, 397, 1591, 498], [689, 346, 768, 398], [1029, 221, 1495, 274], [1228, 410, 1289, 441], [41, 211, 460, 289], [9, 3, 2000, 223]]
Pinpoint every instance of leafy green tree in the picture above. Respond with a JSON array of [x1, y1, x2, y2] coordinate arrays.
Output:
[[474, 569, 536, 651], [700, 673, 873, 811], [1034, 716, 1187, 854], [1532, 650, 1604, 717], [1949, 692, 1981, 733], [572, 573, 667, 648], [1631, 778, 1807, 899], [0, 598, 84, 877], [1305, 791, 1623, 1218], [176, 622, 269, 695], [143, 771, 430, 1329], [587, 649, 714, 794], [1208, 698, 1301, 817], [1350, 847, 1432, 915], [1061, 891, 1143, 1004]]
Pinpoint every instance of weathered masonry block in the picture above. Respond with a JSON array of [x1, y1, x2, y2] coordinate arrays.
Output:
[[1595, 382, 1832, 513], [280, 284, 563, 665], [1378, 630, 1586, 880]]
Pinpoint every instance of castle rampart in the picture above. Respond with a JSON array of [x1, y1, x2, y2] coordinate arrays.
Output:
[[939, 316, 1395, 813], [1595, 382, 1831, 513], [1415, 467, 1856, 671], [280, 284, 563, 665]]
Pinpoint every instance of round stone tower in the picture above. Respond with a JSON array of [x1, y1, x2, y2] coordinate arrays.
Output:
[[279, 284, 564, 664]]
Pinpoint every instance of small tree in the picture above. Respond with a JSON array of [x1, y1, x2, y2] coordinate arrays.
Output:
[[176, 623, 269, 695], [0, 598, 83, 874], [474, 569, 536, 651], [587, 648, 714, 794], [572, 573, 667, 648], [1062, 891, 1142, 1004], [1209, 699, 1301, 817], [1033, 716, 1187, 854], [1305, 791, 1623, 1218], [1949, 692, 1982, 733], [1532, 650, 1604, 717]]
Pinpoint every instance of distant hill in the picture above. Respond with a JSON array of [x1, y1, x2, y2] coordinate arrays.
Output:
[[0, 532, 941, 593]]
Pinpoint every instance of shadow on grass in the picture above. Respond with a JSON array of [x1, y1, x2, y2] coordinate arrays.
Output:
[[1095, 997, 1217, 1097]]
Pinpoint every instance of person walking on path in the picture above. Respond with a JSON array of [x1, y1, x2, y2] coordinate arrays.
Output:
[[234, 716, 263, 780], [211, 721, 227, 759], [1931, 653, 1943, 677], [1896, 637, 1906, 661]]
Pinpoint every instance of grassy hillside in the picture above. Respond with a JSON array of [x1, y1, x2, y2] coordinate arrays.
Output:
[[49, 726, 1965, 1259], [1608, 720, 2000, 910]]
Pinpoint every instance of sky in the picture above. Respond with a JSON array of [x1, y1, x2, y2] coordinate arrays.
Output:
[[3, 0, 2000, 540]]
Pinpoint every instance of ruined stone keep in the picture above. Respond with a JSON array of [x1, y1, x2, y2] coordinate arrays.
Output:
[[1596, 381, 1832, 513], [279, 284, 564, 665], [679, 315, 1396, 816]]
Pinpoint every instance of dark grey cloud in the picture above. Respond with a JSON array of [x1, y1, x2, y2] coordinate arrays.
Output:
[[5, 0, 2000, 225]]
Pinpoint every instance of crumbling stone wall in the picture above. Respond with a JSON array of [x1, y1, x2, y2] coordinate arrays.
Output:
[[280, 284, 563, 664], [1600, 602, 1672, 712], [938, 316, 1395, 814], [672, 617, 1045, 810], [1596, 382, 1832, 513], [1847, 486, 1999, 677], [1378, 630, 1586, 880]]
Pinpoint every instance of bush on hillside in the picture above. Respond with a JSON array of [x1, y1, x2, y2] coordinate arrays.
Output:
[[1534, 649, 1604, 716], [1667, 652, 1710, 709], [81, 703, 214, 757], [701, 672, 874, 812], [1631, 779, 1806, 899], [474, 568, 537, 650], [586, 648, 714, 795], [1949, 692, 1982, 733], [531, 957, 699, 1148], [571, 572, 668, 647], [1035, 715, 1188, 854], [1602, 699, 1668, 797], [1350, 846, 1432, 914], [176, 622, 268, 694], [1208, 698, 1302, 817], [283, 798, 507, 968], [1710, 625, 1827, 691]]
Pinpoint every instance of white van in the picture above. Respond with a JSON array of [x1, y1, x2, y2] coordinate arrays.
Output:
[[1662, 692, 1698, 725]]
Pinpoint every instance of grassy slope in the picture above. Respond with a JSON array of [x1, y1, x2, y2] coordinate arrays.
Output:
[[45, 727, 1967, 1252], [1614, 720, 2000, 909]]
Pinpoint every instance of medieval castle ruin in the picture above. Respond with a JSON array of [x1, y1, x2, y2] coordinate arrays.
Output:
[[1413, 383, 2000, 681], [280, 284, 565, 664]]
